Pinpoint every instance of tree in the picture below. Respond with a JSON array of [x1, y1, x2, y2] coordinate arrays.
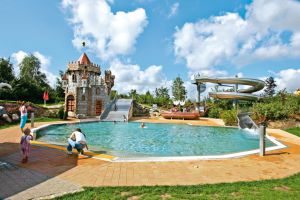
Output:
[[129, 89, 138, 100], [19, 54, 49, 88], [11, 78, 44, 102], [155, 86, 170, 99], [155, 86, 170, 107], [55, 70, 65, 101], [172, 76, 186, 101], [145, 90, 153, 104], [264, 77, 277, 97], [0, 58, 15, 83]]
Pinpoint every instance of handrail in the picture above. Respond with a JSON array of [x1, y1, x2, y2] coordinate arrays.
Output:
[[99, 91, 118, 120], [127, 99, 134, 120], [0, 83, 12, 90], [192, 76, 265, 101]]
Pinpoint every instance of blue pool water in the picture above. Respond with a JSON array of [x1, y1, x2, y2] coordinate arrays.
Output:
[[36, 122, 275, 157]]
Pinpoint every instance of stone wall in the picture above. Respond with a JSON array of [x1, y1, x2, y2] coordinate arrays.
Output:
[[76, 88, 88, 115], [88, 86, 109, 116], [133, 101, 150, 117], [63, 58, 113, 117]]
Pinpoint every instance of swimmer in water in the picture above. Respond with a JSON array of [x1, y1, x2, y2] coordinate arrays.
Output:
[[140, 122, 145, 128]]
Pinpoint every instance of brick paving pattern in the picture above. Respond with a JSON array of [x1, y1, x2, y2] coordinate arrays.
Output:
[[0, 161, 81, 199], [0, 120, 300, 199]]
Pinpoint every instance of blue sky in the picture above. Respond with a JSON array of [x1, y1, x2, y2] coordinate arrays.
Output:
[[0, 0, 300, 98]]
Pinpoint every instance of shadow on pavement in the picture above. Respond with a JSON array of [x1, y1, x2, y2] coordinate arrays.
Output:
[[0, 142, 84, 199]]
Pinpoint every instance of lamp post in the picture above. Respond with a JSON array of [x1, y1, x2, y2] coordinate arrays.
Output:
[[259, 121, 267, 156], [196, 83, 201, 112]]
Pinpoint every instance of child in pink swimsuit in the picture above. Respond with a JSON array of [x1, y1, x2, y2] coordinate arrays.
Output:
[[20, 128, 33, 163]]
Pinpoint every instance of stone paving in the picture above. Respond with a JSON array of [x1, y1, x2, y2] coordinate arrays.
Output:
[[0, 161, 81, 200], [0, 119, 300, 199]]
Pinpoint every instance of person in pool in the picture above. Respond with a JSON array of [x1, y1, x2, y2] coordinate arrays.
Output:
[[140, 122, 145, 128], [67, 128, 88, 155]]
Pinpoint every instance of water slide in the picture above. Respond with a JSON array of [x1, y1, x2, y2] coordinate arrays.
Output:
[[193, 76, 265, 130], [192, 77, 265, 100], [101, 99, 133, 122], [237, 112, 258, 130], [0, 83, 12, 90]]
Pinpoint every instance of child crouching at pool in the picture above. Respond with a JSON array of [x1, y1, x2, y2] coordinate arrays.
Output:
[[20, 128, 33, 163]]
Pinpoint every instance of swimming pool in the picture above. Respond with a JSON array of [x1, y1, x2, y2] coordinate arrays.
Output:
[[36, 122, 280, 158]]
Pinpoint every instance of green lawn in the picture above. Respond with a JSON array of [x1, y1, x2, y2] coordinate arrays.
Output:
[[0, 100, 18, 104], [0, 121, 19, 130], [36, 102, 64, 107], [285, 127, 300, 137], [0, 117, 62, 130], [55, 172, 300, 200]]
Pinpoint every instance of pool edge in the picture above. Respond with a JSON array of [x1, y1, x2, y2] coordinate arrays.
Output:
[[31, 122, 287, 163]]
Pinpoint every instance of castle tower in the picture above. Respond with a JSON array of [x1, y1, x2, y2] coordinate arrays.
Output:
[[62, 53, 115, 118]]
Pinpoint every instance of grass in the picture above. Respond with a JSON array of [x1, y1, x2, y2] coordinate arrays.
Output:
[[36, 102, 64, 107], [55, 172, 300, 200], [0, 121, 19, 129], [285, 127, 300, 137], [0, 99, 18, 104], [0, 99, 64, 107], [0, 117, 62, 130]]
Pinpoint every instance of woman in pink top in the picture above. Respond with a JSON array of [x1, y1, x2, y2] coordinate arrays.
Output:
[[20, 128, 33, 163]]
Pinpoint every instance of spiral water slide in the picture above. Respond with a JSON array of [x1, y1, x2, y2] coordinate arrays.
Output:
[[0, 83, 12, 90], [193, 77, 265, 130], [193, 77, 265, 100]]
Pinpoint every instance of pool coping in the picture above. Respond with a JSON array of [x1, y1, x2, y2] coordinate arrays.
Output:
[[31, 121, 287, 163]]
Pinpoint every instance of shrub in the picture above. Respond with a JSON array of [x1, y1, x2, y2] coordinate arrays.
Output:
[[63, 111, 68, 120], [58, 106, 64, 119], [252, 95, 300, 121], [220, 110, 238, 126], [208, 107, 222, 118]]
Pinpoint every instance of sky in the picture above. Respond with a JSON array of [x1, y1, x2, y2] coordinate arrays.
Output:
[[0, 0, 300, 99]]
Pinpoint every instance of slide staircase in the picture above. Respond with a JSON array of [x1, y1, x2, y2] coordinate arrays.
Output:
[[101, 99, 133, 122]]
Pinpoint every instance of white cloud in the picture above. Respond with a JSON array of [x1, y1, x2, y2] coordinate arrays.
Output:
[[236, 72, 243, 78], [184, 81, 197, 100], [174, 0, 300, 73], [62, 0, 148, 61], [168, 2, 179, 18], [11, 50, 27, 76], [274, 68, 300, 92], [109, 59, 167, 94], [11, 51, 57, 87], [33, 52, 57, 88]]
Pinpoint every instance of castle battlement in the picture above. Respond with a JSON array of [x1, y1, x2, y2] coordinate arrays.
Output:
[[62, 52, 115, 118]]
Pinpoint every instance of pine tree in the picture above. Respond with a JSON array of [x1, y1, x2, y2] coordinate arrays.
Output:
[[264, 77, 277, 97], [172, 76, 187, 101]]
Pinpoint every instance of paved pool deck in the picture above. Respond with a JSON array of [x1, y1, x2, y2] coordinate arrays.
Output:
[[1, 118, 300, 199]]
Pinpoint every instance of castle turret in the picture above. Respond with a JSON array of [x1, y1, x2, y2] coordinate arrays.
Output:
[[63, 52, 115, 118]]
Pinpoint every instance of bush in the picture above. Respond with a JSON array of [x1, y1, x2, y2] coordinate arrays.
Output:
[[63, 111, 68, 120], [252, 95, 300, 121], [58, 106, 64, 119], [220, 110, 238, 126], [208, 107, 222, 118]]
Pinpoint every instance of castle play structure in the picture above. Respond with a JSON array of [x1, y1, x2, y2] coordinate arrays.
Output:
[[61, 53, 115, 117]]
